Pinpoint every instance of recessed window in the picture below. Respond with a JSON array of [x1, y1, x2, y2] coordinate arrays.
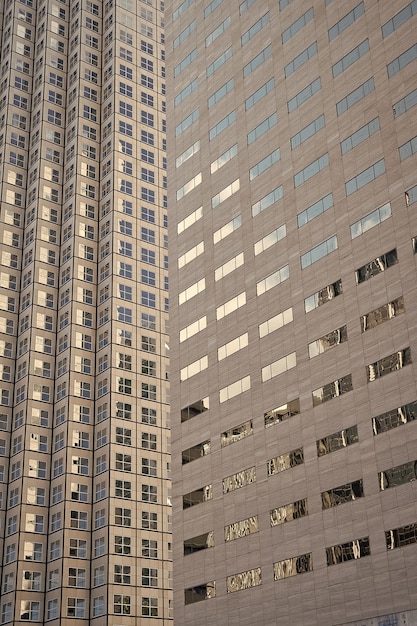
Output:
[[270, 498, 308, 525], [322, 479, 364, 509], [181, 397, 209, 423], [372, 400, 417, 435], [225, 516, 258, 541], [274, 553, 312, 580], [184, 582, 215, 604], [223, 466, 256, 493], [317, 425, 358, 456], [226, 568, 261, 593], [264, 398, 300, 428], [219, 375, 250, 402], [221, 420, 252, 446], [183, 485, 212, 508], [182, 441, 210, 464], [366, 348, 411, 381], [326, 537, 370, 566], [379, 459, 417, 490], [386, 523, 417, 550], [312, 374, 353, 405]]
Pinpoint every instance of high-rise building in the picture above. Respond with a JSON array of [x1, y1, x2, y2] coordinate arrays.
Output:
[[0, 0, 172, 623], [167, 1, 417, 624]]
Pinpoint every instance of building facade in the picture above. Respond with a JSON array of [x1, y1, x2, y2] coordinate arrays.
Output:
[[0, 0, 172, 623], [167, 0, 417, 624]]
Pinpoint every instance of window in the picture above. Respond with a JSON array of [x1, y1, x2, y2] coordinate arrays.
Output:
[[356, 249, 397, 284], [5, 543, 16, 564], [114, 566, 131, 585], [24, 541, 43, 561], [142, 484, 157, 503], [67, 598, 85, 618], [399, 135, 417, 161], [142, 407, 157, 424], [386, 523, 417, 550], [20, 601, 40, 621], [72, 456, 89, 475], [382, 1, 417, 38], [346, 159, 385, 195], [68, 568, 86, 588], [94, 567, 105, 587], [305, 278, 342, 312], [180, 356, 208, 381], [96, 455, 107, 473], [248, 112, 278, 146], [175, 48, 197, 77], [312, 374, 353, 405], [141, 456, 157, 476], [94, 538, 105, 557], [115, 480, 131, 499], [173, 0, 193, 20], [341, 117, 380, 154], [333, 39, 369, 78], [182, 484, 212, 509], [298, 193, 333, 227], [372, 400, 417, 435], [51, 512, 61, 531], [119, 121, 133, 137], [242, 12, 269, 45], [142, 539, 158, 558], [115, 426, 131, 445], [387, 43, 417, 77], [252, 186, 283, 217], [336, 77, 375, 115], [92, 596, 104, 617], [206, 16, 231, 47], [142, 383, 157, 401], [115, 535, 131, 555], [326, 537, 370, 565], [180, 316, 207, 343], [256, 264, 289, 296], [175, 108, 199, 137], [226, 568, 261, 593], [116, 453, 132, 472], [309, 325, 348, 358], [51, 485, 62, 504], [274, 553, 313, 580], [322, 479, 364, 509], [329, 2, 365, 40], [316, 426, 359, 457], [250, 148, 280, 180], [270, 498, 308, 526], [142, 568, 158, 587], [173, 20, 196, 48], [209, 111, 236, 141], [366, 348, 412, 381], [141, 291, 156, 308], [301, 235, 337, 269], [115, 508, 131, 526], [288, 77, 321, 112], [142, 597, 158, 617], [282, 7, 313, 43], [70, 510, 88, 530], [204, 0, 223, 17], [267, 447, 304, 475], [285, 41, 317, 77], [95, 509, 106, 528], [116, 402, 132, 420], [1, 603, 12, 623], [141, 269, 156, 286]]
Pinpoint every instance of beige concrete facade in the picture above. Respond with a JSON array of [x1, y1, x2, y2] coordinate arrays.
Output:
[[167, 0, 417, 624], [0, 0, 172, 623]]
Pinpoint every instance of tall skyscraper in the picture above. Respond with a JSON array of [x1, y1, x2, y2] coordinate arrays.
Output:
[[167, 0, 417, 624], [0, 0, 172, 623]]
